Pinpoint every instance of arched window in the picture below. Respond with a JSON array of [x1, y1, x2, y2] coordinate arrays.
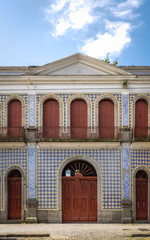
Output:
[[43, 99, 59, 138], [8, 100, 22, 138], [8, 170, 22, 220], [99, 99, 114, 138], [71, 99, 87, 139], [62, 160, 97, 177], [136, 170, 148, 220], [135, 99, 148, 139]]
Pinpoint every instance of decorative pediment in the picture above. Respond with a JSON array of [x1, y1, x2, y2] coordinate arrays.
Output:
[[31, 53, 132, 76]]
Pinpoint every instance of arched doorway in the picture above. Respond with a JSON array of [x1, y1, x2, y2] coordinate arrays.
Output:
[[136, 170, 148, 220], [62, 160, 97, 222], [8, 170, 22, 220]]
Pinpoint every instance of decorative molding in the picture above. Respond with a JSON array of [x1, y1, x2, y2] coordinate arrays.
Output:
[[3, 94, 28, 128], [123, 173, 130, 199], [28, 148, 36, 198], [0, 102, 2, 128], [29, 95, 35, 126], [122, 148, 129, 170], [123, 95, 128, 126], [38, 94, 64, 128], [94, 94, 119, 129]]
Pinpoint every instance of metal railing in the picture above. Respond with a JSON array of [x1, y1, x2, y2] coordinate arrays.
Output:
[[36, 126, 121, 140], [1, 126, 150, 142], [0, 127, 25, 140], [132, 127, 149, 140]]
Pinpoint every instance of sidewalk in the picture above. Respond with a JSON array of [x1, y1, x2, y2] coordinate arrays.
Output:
[[0, 223, 150, 239]]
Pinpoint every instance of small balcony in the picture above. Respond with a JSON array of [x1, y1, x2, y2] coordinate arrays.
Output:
[[132, 127, 149, 141], [36, 126, 121, 141], [0, 127, 25, 141]]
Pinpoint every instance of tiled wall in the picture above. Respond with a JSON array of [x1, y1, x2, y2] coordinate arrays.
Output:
[[37, 149, 122, 210], [0, 148, 27, 209]]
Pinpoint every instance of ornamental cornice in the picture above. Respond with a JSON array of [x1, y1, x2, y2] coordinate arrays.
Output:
[[0, 75, 149, 87]]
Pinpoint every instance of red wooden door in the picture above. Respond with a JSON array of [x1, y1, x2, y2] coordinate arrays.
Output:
[[43, 99, 59, 138], [99, 100, 114, 138], [135, 100, 148, 138], [8, 100, 22, 138], [8, 177, 22, 220], [71, 100, 87, 139], [62, 177, 97, 222], [136, 178, 148, 220]]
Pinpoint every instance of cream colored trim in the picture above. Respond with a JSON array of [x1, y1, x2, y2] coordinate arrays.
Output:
[[38, 94, 64, 128], [0, 172, 1, 211], [30, 53, 132, 76], [3, 95, 26, 127], [132, 95, 150, 127], [66, 94, 91, 137], [95, 95, 118, 127], [0, 75, 137, 86], [0, 142, 26, 148], [57, 154, 102, 222], [3, 165, 26, 221], [132, 166, 150, 222], [132, 142, 150, 148], [0, 102, 2, 128], [37, 142, 120, 149], [94, 95, 119, 137], [132, 95, 150, 137]]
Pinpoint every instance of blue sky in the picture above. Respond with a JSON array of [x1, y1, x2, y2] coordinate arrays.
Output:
[[0, 0, 149, 66]]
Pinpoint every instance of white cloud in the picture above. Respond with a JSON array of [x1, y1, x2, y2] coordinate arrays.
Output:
[[111, 0, 143, 19], [81, 22, 131, 59], [44, 0, 144, 59], [69, 7, 94, 29], [118, 0, 142, 9], [45, 0, 96, 37]]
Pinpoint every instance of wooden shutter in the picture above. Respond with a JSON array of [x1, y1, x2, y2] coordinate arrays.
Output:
[[135, 99, 148, 138], [136, 171, 148, 220], [71, 100, 87, 139], [99, 99, 114, 138], [8, 170, 22, 220], [43, 99, 59, 138], [8, 100, 22, 137]]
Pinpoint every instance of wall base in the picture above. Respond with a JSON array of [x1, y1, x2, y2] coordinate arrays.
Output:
[[25, 198, 38, 223], [121, 199, 132, 223]]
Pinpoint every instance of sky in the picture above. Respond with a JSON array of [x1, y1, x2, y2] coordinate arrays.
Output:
[[0, 0, 150, 66]]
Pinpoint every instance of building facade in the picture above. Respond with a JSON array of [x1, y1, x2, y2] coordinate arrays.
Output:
[[0, 53, 150, 223]]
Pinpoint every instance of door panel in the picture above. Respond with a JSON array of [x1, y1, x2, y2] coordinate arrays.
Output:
[[71, 100, 87, 139], [62, 181, 71, 222], [80, 181, 89, 221], [89, 181, 97, 221], [62, 177, 97, 222], [99, 100, 114, 138], [8, 177, 21, 220], [71, 181, 80, 221], [135, 100, 148, 138], [43, 100, 59, 138], [8, 100, 22, 138], [136, 178, 148, 220]]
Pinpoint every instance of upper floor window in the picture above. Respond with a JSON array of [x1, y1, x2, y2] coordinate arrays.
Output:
[[135, 99, 148, 138], [43, 99, 59, 138], [71, 99, 87, 139], [99, 99, 114, 139], [8, 100, 22, 138]]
